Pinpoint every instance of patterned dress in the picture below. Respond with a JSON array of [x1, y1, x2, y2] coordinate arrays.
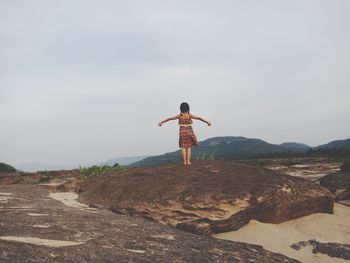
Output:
[[178, 113, 199, 148]]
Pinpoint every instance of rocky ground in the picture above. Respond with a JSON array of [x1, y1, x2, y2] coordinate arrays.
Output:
[[320, 161, 350, 206], [0, 184, 298, 263], [291, 240, 350, 260], [77, 160, 334, 235], [215, 203, 350, 263], [0, 158, 349, 262], [0, 169, 80, 186], [255, 157, 341, 182]]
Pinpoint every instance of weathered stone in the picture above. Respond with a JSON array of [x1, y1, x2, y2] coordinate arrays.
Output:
[[78, 160, 334, 235], [320, 166, 350, 201], [291, 239, 350, 260], [262, 158, 341, 181], [341, 161, 350, 172], [0, 172, 23, 185], [0, 184, 299, 263], [0, 170, 80, 186]]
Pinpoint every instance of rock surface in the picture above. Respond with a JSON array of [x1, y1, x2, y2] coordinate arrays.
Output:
[[0, 184, 299, 263], [320, 162, 350, 201], [261, 157, 341, 181], [341, 161, 350, 172], [0, 170, 80, 186], [291, 239, 350, 260], [77, 160, 334, 235]]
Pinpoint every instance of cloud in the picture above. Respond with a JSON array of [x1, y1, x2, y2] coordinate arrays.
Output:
[[0, 0, 349, 166]]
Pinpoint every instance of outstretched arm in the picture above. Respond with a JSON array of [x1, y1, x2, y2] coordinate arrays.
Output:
[[190, 114, 211, 126], [158, 115, 180, 126]]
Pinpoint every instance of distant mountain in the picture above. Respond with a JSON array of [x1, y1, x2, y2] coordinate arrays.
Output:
[[314, 138, 350, 150], [0, 162, 16, 173], [130, 136, 309, 167], [280, 142, 310, 152], [17, 163, 72, 173], [100, 156, 149, 166]]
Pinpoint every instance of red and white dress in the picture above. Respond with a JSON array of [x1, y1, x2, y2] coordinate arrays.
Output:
[[178, 113, 199, 148]]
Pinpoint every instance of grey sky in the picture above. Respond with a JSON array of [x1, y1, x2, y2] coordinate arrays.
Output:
[[1, 0, 349, 167]]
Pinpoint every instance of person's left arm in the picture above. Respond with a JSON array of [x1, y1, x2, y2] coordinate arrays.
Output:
[[190, 114, 211, 126]]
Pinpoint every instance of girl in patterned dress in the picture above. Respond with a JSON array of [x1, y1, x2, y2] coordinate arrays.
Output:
[[158, 102, 211, 165]]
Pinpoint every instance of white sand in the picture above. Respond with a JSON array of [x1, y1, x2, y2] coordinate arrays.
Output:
[[32, 224, 51, 228], [151, 234, 176, 240], [27, 213, 50, 217], [125, 249, 146, 254], [214, 203, 350, 263], [49, 192, 98, 213], [0, 192, 12, 204], [38, 178, 72, 186], [0, 236, 84, 247], [6, 205, 33, 210]]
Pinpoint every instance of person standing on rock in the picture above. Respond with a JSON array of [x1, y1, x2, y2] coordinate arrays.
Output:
[[158, 102, 211, 166]]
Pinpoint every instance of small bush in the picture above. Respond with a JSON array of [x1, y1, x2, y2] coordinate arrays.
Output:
[[0, 162, 16, 173], [38, 175, 53, 183], [79, 164, 125, 178], [20, 176, 40, 184]]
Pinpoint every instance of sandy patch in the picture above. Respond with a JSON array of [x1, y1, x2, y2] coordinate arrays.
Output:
[[214, 203, 350, 263], [38, 178, 74, 187], [33, 224, 51, 228], [0, 236, 84, 247], [281, 185, 292, 194], [6, 205, 33, 210], [151, 234, 176, 240], [125, 249, 146, 254], [49, 192, 98, 213], [27, 213, 50, 217], [39, 182, 63, 186], [291, 164, 315, 168], [0, 198, 9, 203], [0, 193, 12, 204]]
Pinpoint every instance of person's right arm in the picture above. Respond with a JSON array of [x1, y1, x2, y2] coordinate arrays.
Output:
[[158, 115, 180, 126]]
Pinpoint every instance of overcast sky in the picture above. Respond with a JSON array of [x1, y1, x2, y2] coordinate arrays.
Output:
[[1, 0, 349, 167]]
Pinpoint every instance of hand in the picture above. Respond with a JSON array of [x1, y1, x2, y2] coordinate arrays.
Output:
[[158, 122, 163, 126]]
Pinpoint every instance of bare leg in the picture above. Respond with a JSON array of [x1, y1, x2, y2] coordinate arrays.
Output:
[[186, 147, 192, 165], [181, 148, 187, 165]]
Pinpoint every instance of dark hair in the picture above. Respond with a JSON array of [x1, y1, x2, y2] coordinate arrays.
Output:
[[180, 102, 190, 113]]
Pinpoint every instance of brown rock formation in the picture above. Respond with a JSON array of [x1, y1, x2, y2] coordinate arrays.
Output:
[[77, 160, 334, 235], [291, 239, 350, 260], [320, 162, 350, 201], [341, 161, 350, 172], [0, 184, 299, 262], [0, 170, 80, 186]]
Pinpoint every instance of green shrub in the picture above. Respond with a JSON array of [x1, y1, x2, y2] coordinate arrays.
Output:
[[79, 164, 125, 178], [20, 176, 40, 184], [0, 162, 16, 173]]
